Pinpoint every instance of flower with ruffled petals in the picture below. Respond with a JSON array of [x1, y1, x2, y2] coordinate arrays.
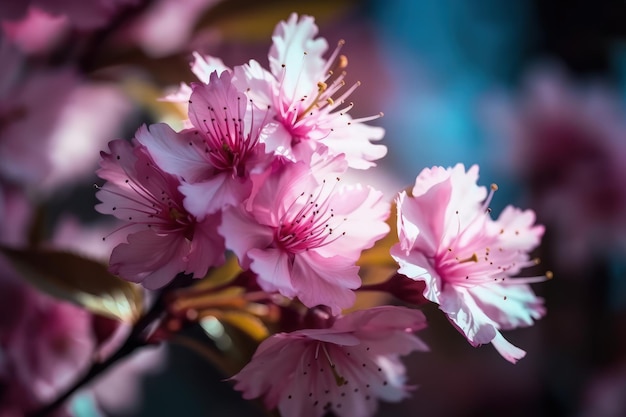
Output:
[[95, 127, 225, 289], [219, 154, 390, 314], [231, 306, 428, 417], [234, 13, 386, 168], [170, 14, 386, 169], [139, 70, 271, 218], [391, 164, 547, 363]]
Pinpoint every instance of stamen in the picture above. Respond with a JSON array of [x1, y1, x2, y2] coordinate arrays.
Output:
[[320, 344, 346, 387], [457, 253, 479, 264], [481, 183, 498, 212], [298, 82, 329, 121]]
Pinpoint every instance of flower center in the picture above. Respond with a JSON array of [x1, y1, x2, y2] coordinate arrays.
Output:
[[316, 342, 347, 387], [197, 96, 265, 176], [276, 40, 382, 142], [434, 183, 551, 287], [275, 178, 346, 253]]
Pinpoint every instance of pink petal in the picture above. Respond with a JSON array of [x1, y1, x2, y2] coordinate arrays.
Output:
[[180, 172, 251, 218], [248, 248, 296, 297], [134, 123, 208, 182]]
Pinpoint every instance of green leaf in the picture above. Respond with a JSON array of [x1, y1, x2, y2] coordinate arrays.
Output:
[[0, 246, 143, 322]]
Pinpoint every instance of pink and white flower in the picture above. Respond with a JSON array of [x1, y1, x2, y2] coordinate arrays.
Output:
[[95, 127, 225, 289], [219, 154, 390, 314], [231, 306, 428, 417], [169, 14, 386, 169], [235, 13, 386, 168], [139, 70, 272, 218], [391, 164, 547, 363]]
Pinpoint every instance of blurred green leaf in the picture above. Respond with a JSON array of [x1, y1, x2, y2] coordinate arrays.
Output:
[[0, 246, 143, 322], [196, 0, 356, 41]]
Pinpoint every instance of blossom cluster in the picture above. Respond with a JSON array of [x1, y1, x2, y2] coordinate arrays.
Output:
[[94, 13, 548, 417]]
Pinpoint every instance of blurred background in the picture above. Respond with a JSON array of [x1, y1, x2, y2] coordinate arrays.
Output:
[[2, 0, 626, 416]]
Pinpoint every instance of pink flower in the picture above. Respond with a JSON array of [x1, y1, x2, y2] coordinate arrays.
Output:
[[391, 164, 547, 363], [234, 13, 386, 168], [95, 127, 225, 289], [0, 258, 94, 416], [171, 14, 386, 169], [0, 38, 78, 186], [483, 66, 626, 269], [138, 71, 271, 218], [120, 0, 221, 57], [0, 38, 132, 192], [1, 7, 69, 54], [231, 306, 428, 417], [0, 0, 139, 30], [219, 153, 390, 314]]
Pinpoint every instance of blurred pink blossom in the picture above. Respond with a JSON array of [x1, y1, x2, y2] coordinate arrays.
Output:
[[0, 259, 94, 416], [119, 0, 220, 57], [391, 164, 546, 363], [232, 306, 428, 417], [579, 361, 626, 417], [0, 38, 78, 186], [0, 0, 139, 30], [0, 37, 132, 192], [483, 66, 626, 269], [1, 7, 69, 54]]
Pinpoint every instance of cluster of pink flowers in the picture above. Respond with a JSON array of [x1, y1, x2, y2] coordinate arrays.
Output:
[[95, 13, 549, 417]]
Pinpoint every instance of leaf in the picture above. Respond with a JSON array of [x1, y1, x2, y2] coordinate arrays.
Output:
[[218, 311, 269, 342], [0, 246, 143, 322], [194, 0, 356, 42], [194, 254, 242, 290]]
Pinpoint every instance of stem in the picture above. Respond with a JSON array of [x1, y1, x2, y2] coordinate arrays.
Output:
[[28, 332, 140, 417], [27, 283, 170, 417]]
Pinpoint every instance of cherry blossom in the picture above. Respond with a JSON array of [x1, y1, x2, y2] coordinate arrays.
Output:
[[231, 306, 428, 417], [167, 14, 386, 169], [95, 128, 225, 289], [236, 13, 387, 168], [391, 164, 547, 363], [139, 70, 272, 218], [219, 153, 390, 314]]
